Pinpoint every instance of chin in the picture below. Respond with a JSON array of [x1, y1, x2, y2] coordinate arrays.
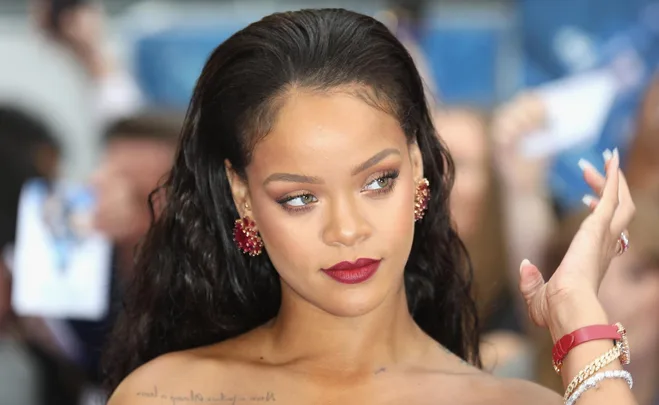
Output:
[[317, 273, 406, 318], [324, 290, 389, 318]]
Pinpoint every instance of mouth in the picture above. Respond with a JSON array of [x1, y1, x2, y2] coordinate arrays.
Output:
[[321, 258, 381, 284]]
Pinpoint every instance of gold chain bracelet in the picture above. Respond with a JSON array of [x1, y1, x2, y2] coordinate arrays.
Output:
[[563, 342, 622, 401]]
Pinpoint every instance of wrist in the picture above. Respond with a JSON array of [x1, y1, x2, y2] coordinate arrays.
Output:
[[547, 290, 609, 343]]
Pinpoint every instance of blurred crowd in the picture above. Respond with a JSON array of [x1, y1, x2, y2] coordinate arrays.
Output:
[[1, 1, 658, 405]]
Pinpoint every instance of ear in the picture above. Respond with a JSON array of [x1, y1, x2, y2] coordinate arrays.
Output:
[[408, 141, 424, 183], [225, 159, 253, 218]]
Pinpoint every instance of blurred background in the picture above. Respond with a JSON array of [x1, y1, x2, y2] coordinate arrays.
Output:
[[1, 0, 658, 404]]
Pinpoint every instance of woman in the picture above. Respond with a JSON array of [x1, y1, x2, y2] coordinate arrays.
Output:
[[105, 9, 635, 404]]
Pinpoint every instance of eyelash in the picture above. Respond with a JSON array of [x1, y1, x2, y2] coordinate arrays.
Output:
[[275, 169, 400, 213]]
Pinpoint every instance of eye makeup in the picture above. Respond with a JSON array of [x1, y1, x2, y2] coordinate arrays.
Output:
[[274, 168, 401, 214]]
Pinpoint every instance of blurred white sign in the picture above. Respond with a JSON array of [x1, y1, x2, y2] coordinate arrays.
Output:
[[520, 68, 620, 158], [11, 179, 111, 320]]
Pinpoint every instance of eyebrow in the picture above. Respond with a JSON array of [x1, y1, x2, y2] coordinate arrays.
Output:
[[351, 148, 400, 175], [263, 172, 323, 185], [263, 148, 401, 186]]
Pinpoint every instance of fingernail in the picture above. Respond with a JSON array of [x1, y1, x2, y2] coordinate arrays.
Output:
[[582, 194, 596, 207], [613, 147, 620, 161], [603, 149, 613, 162], [519, 259, 531, 274], [578, 158, 595, 172]]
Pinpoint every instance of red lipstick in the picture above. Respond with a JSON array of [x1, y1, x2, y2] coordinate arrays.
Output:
[[322, 258, 381, 284]]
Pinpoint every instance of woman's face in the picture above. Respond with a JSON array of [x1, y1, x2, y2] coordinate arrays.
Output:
[[228, 89, 424, 317], [434, 110, 488, 239], [599, 252, 659, 367]]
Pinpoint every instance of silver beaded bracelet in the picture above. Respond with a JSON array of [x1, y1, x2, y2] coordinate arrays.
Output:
[[565, 370, 633, 405]]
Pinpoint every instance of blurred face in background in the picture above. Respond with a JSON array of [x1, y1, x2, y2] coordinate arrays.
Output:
[[92, 136, 176, 246], [434, 109, 489, 239]]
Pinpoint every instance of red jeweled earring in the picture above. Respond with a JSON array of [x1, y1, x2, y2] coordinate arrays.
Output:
[[233, 216, 263, 256], [414, 178, 430, 221]]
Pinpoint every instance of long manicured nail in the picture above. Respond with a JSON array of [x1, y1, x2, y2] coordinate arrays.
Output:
[[582, 194, 597, 207], [578, 158, 596, 172], [613, 147, 620, 161], [603, 149, 613, 162], [519, 259, 531, 275]]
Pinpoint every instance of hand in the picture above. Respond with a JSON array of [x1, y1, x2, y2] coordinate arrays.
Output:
[[518, 149, 635, 338], [492, 91, 549, 194], [30, 1, 110, 77]]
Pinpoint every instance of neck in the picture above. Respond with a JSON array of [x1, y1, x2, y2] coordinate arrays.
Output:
[[263, 279, 432, 376]]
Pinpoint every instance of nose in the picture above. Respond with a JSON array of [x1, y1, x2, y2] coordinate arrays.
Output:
[[321, 194, 372, 247]]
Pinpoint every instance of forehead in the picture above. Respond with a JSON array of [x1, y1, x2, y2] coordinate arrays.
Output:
[[248, 90, 407, 175]]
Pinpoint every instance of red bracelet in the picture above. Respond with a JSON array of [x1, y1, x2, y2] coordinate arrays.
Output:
[[552, 323, 630, 374]]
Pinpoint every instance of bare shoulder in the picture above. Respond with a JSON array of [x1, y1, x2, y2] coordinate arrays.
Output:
[[107, 341, 267, 405], [107, 349, 210, 405]]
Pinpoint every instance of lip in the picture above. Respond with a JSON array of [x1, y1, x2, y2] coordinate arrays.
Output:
[[322, 258, 381, 284]]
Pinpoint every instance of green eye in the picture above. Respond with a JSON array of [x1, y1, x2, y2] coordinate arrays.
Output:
[[284, 194, 317, 207], [365, 176, 391, 190]]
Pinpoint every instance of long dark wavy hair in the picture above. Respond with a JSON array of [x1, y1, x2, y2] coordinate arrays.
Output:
[[103, 8, 480, 392]]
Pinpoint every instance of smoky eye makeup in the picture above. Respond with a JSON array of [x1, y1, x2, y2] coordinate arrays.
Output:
[[274, 168, 401, 214], [275, 192, 318, 213], [361, 169, 400, 196]]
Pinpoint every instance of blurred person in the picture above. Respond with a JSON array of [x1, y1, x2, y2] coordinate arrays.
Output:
[[32, 0, 143, 126], [0, 146, 43, 405], [434, 108, 491, 240], [491, 92, 557, 294], [57, 112, 182, 394], [435, 107, 531, 379], [535, 192, 659, 405], [92, 113, 181, 278], [98, 9, 637, 405], [0, 107, 81, 405]]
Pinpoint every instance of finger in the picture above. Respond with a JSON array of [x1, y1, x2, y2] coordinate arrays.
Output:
[[578, 158, 605, 196], [611, 155, 635, 234], [518, 259, 547, 327], [593, 147, 620, 222], [581, 194, 599, 210]]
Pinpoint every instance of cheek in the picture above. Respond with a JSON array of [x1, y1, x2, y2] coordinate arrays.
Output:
[[376, 179, 415, 240], [253, 206, 315, 277]]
